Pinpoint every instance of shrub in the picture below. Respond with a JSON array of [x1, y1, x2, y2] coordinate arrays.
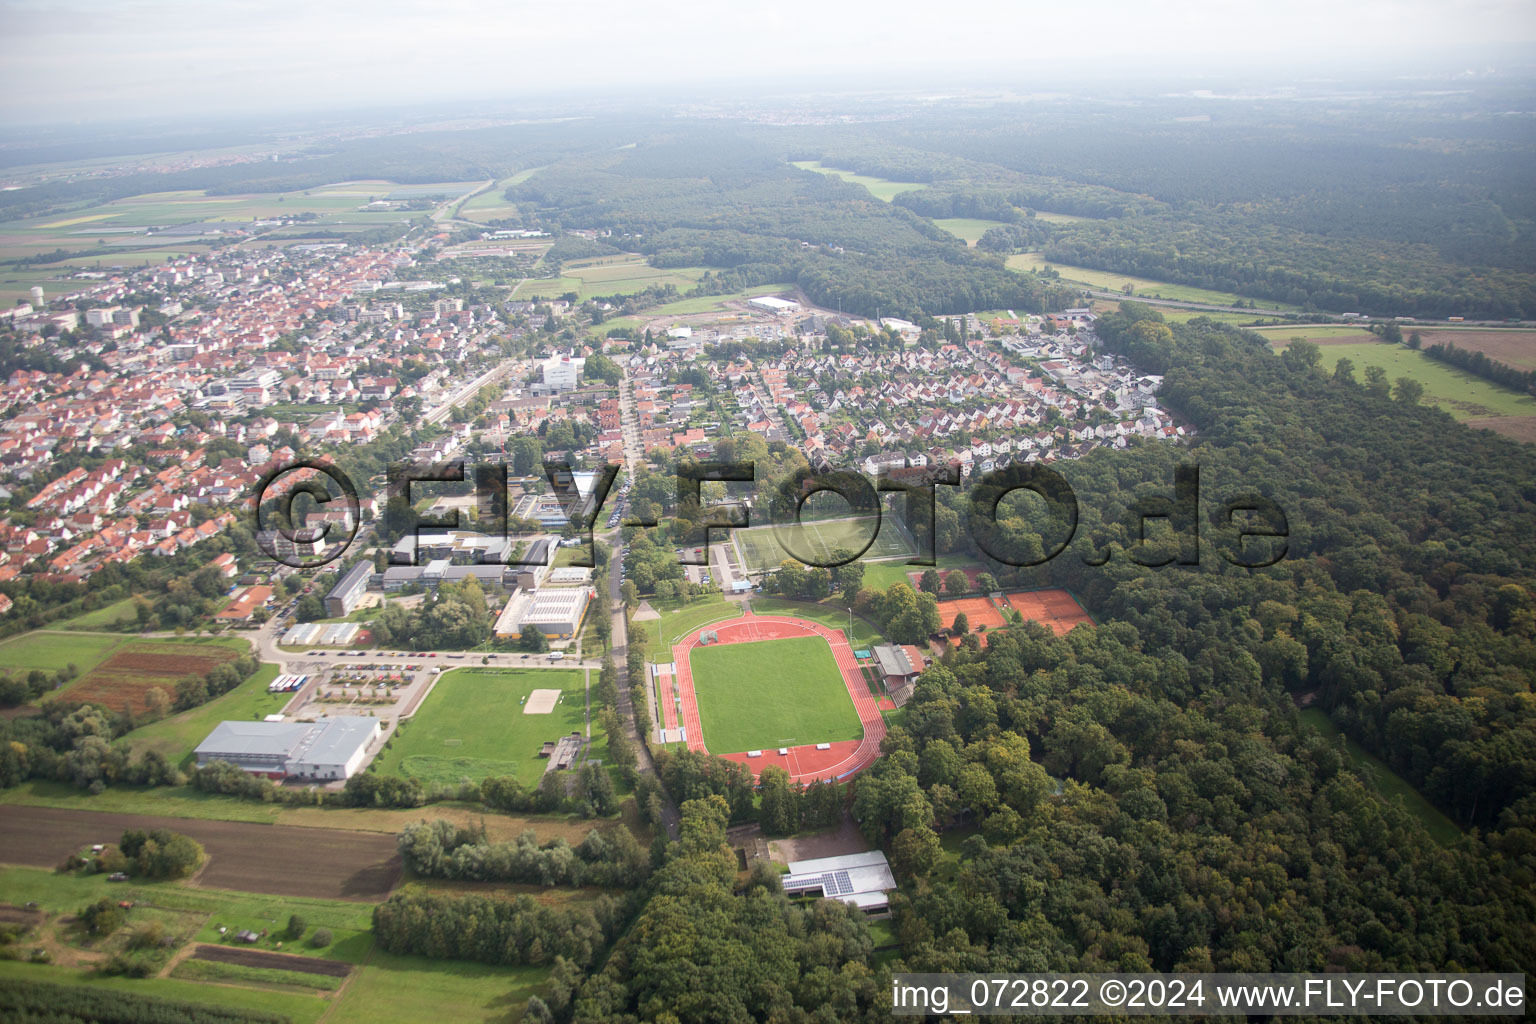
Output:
[[309, 928, 333, 948], [286, 914, 306, 940]]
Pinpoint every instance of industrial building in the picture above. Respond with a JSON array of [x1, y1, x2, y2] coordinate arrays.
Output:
[[193, 716, 381, 781], [748, 295, 800, 315], [324, 562, 373, 618], [782, 850, 897, 914], [494, 586, 592, 639]]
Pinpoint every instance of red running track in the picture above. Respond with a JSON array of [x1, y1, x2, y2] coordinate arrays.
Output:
[[655, 664, 678, 732], [671, 611, 885, 784]]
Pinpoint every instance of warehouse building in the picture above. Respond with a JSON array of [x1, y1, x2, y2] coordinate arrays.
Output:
[[494, 586, 592, 639], [324, 562, 373, 618], [193, 716, 380, 781], [748, 295, 800, 315]]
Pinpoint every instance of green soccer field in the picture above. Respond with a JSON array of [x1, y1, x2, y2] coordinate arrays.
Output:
[[733, 516, 915, 572], [687, 636, 862, 753], [372, 668, 593, 785]]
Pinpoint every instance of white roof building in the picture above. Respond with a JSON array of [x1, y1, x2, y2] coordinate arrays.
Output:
[[194, 716, 380, 781], [748, 295, 800, 315], [782, 849, 897, 912]]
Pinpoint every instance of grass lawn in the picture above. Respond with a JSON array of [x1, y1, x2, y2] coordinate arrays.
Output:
[[1264, 337, 1536, 421], [688, 635, 862, 753], [0, 630, 129, 676], [748, 597, 883, 646], [1032, 211, 1100, 224], [1298, 709, 1461, 846], [790, 162, 925, 202], [647, 594, 742, 647], [1008, 256, 1295, 310], [858, 554, 978, 592], [0, 960, 330, 1024], [0, 779, 286, 823], [326, 950, 546, 1024], [0, 865, 374, 961], [371, 667, 592, 785], [932, 217, 1011, 245], [512, 275, 579, 299], [733, 516, 915, 572], [117, 663, 283, 765], [53, 598, 141, 632]]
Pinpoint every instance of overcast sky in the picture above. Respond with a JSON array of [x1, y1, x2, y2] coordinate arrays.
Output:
[[2, 0, 1534, 124]]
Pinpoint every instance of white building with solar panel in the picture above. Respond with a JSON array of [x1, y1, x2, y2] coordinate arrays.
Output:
[[781, 849, 897, 914]]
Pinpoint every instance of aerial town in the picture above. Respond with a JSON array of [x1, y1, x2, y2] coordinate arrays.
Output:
[[2, 29, 1532, 1022]]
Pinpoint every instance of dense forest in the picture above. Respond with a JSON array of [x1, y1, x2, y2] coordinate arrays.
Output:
[[775, 92, 1536, 318], [509, 136, 1077, 318]]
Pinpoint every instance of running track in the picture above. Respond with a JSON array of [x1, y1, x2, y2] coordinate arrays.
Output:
[[671, 611, 885, 783]]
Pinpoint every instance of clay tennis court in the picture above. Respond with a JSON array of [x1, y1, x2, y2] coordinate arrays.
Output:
[[671, 613, 885, 783], [934, 595, 1008, 629], [1005, 589, 1094, 634]]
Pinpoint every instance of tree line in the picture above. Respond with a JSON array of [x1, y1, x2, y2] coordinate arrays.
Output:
[[1423, 340, 1536, 396], [395, 818, 648, 888], [372, 888, 629, 970]]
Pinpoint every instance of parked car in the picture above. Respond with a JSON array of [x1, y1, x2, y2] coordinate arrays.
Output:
[[107, 873, 129, 882]]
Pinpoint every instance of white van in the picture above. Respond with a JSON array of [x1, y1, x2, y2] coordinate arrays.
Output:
[[547, 651, 565, 661]]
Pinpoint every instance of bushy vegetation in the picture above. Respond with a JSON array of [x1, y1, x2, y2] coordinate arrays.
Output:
[[396, 819, 648, 887]]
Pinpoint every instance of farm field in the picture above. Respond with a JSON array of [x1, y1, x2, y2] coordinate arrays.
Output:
[[116, 663, 283, 765], [562, 258, 708, 299], [1263, 335, 1536, 426], [511, 274, 579, 299], [688, 635, 862, 753], [371, 667, 593, 785], [1251, 325, 1380, 341], [0, 864, 545, 1024], [790, 161, 925, 201], [733, 515, 916, 572], [1298, 709, 1461, 845], [50, 638, 249, 714], [0, 865, 375, 962], [0, 960, 330, 1024], [0, 179, 477, 300], [0, 630, 129, 676], [932, 217, 1011, 245], [0, 777, 628, 842], [0, 805, 402, 899], [1404, 327, 1536, 370]]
